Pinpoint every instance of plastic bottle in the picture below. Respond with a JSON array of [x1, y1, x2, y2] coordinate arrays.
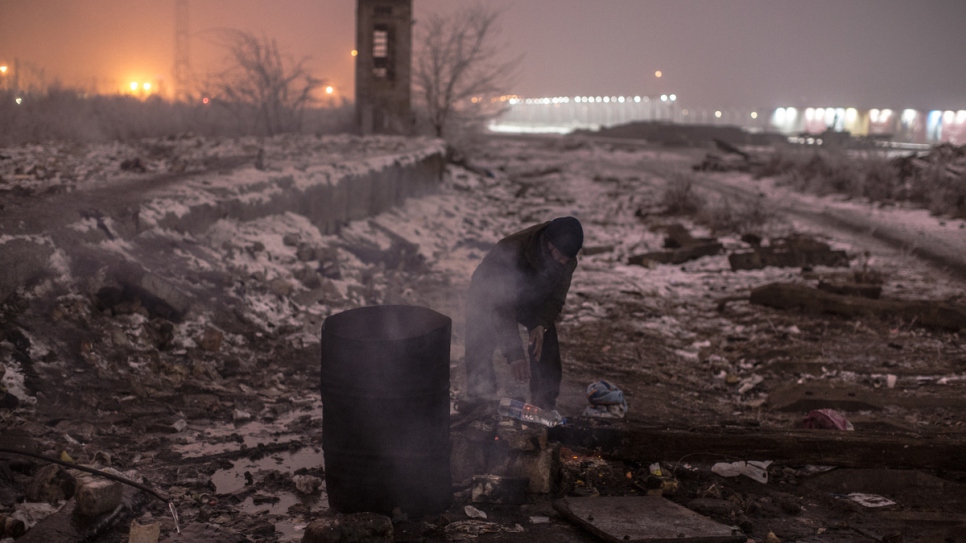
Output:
[[498, 398, 563, 427]]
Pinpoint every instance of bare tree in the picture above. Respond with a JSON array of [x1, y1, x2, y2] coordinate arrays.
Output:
[[215, 30, 324, 135], [413, 4, 520, 138]]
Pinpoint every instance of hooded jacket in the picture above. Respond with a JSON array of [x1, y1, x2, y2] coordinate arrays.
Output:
[[468, 222, 578, 362]]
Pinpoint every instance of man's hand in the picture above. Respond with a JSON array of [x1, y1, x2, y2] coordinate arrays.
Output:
[[509, 358, 530, 382], [528, 326, 546, 362]]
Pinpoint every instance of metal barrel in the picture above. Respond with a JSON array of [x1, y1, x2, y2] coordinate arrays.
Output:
[[320, 305, 452, 515]]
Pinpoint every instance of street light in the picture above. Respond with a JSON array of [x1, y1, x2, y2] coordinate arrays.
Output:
[[0, 66, 7, 74], [655, 70, 662, 78]]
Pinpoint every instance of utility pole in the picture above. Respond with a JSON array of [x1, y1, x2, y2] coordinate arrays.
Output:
[[173, 0, 190, 100]]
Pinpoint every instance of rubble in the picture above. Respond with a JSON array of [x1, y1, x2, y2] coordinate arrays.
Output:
[[301, 513, 393, 543], [750, 281, 966, 330], [74, 474, 123, 517], [729, 235, 849, 271]]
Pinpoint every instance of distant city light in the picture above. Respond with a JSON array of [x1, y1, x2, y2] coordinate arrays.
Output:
[[943, 110, 955, 123], [669, 94, 676, 101], [351, 50, 358, 56], [715, 110, 722, 118], [15, 97, 22, 105], [143, 82, 151, 91], [130, 82, 139, 91], [634, 96, 641, 102], [660, 94, 668, 102], [618, 96, 625, 103], [751, 112, 758, 119], [957, 110, 966, 124], [786, 107, 798, 122], [845, 108, 857, 121], [325, 86, 334, 94], [902, 109, 917, 123], [202, 97, 210, 104], [655, 70, 662, 78], [870, 108, 880, 123]]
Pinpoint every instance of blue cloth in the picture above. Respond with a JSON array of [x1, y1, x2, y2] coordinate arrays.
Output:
[[583, 380, 627, 419]]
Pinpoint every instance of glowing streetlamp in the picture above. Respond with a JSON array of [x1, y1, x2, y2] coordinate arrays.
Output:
[[325, 86, 334, 95], [130, 82, 139, 91], [0, 66, 7, 74], [143, 82, 152, 91], [351, 50, 358, 57], [655, 70, 662, 78]]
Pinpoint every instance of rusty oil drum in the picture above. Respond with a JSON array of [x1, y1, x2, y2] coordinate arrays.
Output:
[[320, 305, 452, 515]]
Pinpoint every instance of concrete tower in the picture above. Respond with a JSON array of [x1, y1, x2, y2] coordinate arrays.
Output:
[[355, 0, 413, 135]]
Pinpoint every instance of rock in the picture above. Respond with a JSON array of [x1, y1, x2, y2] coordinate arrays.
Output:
[[129, 519, 161, 543], [283, 234, 301, 247], [764, 532, 782, 543], [496, 425, 547, 452], [197, 327, 223, 352], [159, 522, 247, 543], [293, 475, 323, 494], [74, 475, 123, 517], [294, 267, 322, 289], [268, 278, 294, 297], [0, 514, 26, 538], [296, 244, 318, 262], [470, 475, 528, 505], [506, 443, 561, 494], [232, 409, 252, 423], [302, 512, 393, 543], [25, 464, 75, 503], [686, 498, 740, 519], [450, 435, 487, 485], [0, 238, 54, 304]]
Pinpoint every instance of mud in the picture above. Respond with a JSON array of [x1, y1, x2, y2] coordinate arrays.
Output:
[[2, 134, 965, 542]]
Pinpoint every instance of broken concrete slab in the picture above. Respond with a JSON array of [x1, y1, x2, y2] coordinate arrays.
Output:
[[730, 236, 849, 271], [629, 242, 723, 266], [74, 474, 123, 517], [553, 496, 746, 543], [471, 475, 528, 505], [159, 522, 247, 543], [750, 282, 966, 331], [0, 238, 54, 303], [551, 420, 966, 471], [817, 280, 882, 299], [302, 512, 393, 543]]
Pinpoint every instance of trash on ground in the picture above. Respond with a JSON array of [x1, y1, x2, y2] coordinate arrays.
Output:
[[711, 460, 773, 484], [498, 398, 563, 427], [463, 505, 487, 519], [554, 496, 747, 542], [801, 409, 855, 430], [583, 380, 628, 419], [846, 492, 898, 508]]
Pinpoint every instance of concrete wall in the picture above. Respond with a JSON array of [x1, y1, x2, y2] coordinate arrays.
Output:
[[146, 147, 445, 237]]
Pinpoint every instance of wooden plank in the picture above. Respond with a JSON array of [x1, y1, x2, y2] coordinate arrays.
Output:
[[553, 496, 746, 543], [550, 422, 966, 471]]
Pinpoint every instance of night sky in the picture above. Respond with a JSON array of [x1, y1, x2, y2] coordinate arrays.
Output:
[[1, 0, 964, 109]]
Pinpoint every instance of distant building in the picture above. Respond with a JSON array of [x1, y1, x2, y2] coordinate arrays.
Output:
[[355, 0, 413, 135]]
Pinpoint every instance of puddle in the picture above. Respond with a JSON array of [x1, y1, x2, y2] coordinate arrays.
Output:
[[172, 396, 322, 458], [211, 447, 323, 495]]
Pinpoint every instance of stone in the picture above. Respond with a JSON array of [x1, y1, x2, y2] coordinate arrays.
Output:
[[764, 532, 782, 543], [129, 519, 161, 543], [471, 475, 528, 505], [197, 327, 223, 352], [283, 234, 301, 247], [496, 424, 547, 452], [506, 443, 561, 494], [293, 475, 322, 494], [159, 522, 247, 543], [296, 244, 318, 262], [450, 435, 487, 485], [25, 464, 75, 503], [0, 238, 54, 303], [302, 512, 393, 543], [74, 475, 123, 517], [268, 278, 294, 297]]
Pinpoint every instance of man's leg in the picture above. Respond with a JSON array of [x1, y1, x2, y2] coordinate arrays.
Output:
[[464, 298, 499, 402], [529, 323, 562, 410]]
